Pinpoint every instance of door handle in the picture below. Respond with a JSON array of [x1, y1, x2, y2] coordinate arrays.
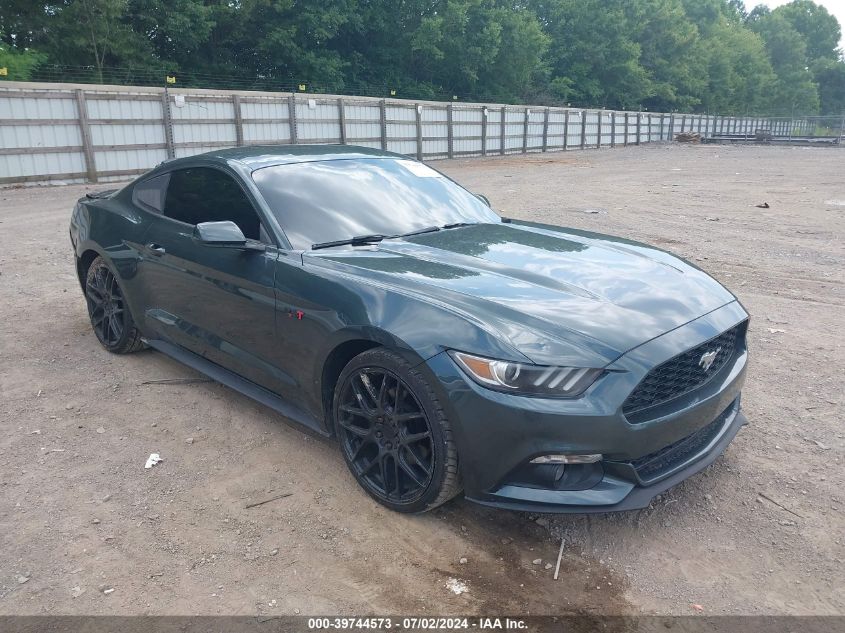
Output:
[[146, 243, 166, 256]]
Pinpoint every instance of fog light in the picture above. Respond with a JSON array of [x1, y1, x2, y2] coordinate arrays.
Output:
[[530, 454, 602, 464]]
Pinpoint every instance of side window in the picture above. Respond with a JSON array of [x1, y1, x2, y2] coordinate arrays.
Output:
[[133, 173, 170, 213], [163, 167, 264, 241]]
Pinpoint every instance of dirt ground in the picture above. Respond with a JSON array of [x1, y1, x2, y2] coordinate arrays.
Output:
[[1, 144, 843, 617]]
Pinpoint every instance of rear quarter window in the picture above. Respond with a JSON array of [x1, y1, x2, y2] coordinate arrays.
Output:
[[132, 173, 170, 213]]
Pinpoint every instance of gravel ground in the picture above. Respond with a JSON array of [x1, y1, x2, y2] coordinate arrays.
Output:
[[1, 143, 843, 616]]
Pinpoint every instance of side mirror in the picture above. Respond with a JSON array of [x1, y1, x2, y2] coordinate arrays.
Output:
[[475, 193, 492, 207], [194, 221, 251, 248]]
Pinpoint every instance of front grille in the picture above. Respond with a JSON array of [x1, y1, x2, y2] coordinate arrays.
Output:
[[622, 322, 745, 422], [630, 401, 736, 482]]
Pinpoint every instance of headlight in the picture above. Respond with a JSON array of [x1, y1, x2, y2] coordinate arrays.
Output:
[[449, 351, 603, 397]]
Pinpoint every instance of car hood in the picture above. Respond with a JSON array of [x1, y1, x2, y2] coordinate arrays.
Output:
[[307, 221, 736, 366]]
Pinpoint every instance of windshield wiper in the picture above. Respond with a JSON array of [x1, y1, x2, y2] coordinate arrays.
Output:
[[441, 222, 475, 230], [398, 226, 440, 237], [311, 234, 387, 250], [312, 226, 441, 250]]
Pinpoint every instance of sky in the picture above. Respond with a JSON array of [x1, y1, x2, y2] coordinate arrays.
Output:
[[763, 0, 845, 51]]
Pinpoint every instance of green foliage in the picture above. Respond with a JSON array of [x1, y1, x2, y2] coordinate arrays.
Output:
[[683, 0, 776, 114], [749, 10, 821, 113], [0, 43, 46, 80], [46, 0, 152, 82], [772, 0, 841, 61], [0, 0, 842, 114], [532, 0, 650, 108], [813, 59, 845, 115]]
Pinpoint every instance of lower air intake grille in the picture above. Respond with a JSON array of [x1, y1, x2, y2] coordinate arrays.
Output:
[[630, 401, 736, 482]]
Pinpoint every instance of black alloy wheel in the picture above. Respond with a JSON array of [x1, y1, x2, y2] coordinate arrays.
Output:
[[334, 348, 461, 512], [84, 256, 145, 354]]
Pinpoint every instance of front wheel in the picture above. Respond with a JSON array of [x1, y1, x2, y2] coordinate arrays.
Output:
[[84, 256, 145, 354], [333, 348, 462, 513]]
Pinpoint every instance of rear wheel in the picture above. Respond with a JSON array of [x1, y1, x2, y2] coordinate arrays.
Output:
[[84, 256, 145, 354], [333, 348, 462, 513]]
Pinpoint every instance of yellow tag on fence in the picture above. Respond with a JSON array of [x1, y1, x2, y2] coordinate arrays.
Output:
[[166, 75, 176, 84], [390, 89, 396, 96], [298, 84, 306, 92], [0, 67, 8, 77]]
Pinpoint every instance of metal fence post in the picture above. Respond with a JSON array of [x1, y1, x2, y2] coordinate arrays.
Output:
[[563, 110, 569, 150], [659, 113, 665, 140], [338, 98, 346, 144], [379, 99, 388, 150], [597, 110, 603, 149], [481, 107, 488, 157], [500, 107, 506, 155], [580, 110, 587, 149], [288, 94, 298, 144], [610, 110, 616, 148], [447, 103, 454, 158], [415, 104, 423, 160], [74, 89, 97, 183], [161, 88, 175, 159], [624, 112, 629, 146], [611, 112, 616, 147], [636, 112, 642, 145], [232, 94, 244, 147], [522, 108, 530, 153], [542, 107, 550, 152]]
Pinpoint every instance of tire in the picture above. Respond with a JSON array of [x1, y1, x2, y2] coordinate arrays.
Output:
[[83, 256, 146, 354], [333, 348, 462, 513]]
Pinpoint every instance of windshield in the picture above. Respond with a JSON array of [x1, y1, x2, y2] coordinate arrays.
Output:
[[251, 158, 500, 250]]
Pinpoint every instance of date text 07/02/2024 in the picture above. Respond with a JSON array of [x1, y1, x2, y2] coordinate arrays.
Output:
[[307, 617, 528, 630]]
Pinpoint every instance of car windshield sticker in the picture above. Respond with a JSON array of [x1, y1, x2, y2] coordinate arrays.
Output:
[[396, 159, 441, 178]]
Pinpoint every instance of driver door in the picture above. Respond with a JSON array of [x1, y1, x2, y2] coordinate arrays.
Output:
[[137, 166, 289, 393]]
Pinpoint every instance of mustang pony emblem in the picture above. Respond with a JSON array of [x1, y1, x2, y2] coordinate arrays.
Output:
[[699, 348, 721, 372]]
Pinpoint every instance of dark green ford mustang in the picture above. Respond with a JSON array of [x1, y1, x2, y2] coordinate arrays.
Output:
[[69, 145, 749, 513]]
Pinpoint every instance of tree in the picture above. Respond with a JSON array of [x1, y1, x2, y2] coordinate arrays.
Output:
[[0, 0, 840, 115], [750, 10, 821, 113], [626, 0, 707, 111], [682, 0, 776, 114], [403, 0, 548, 102], [773, 0, 841, 62], [813, 59, 845, 114], [127, 0, 215, 69], [0, 41, 45, 79], [38, 0, 153, 82], [531, 0, 651, 108]]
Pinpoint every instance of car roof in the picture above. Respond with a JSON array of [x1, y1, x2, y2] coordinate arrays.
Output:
[[167, 144, 408, 171]]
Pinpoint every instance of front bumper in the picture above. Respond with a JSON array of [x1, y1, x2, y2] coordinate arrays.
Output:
[[423, 300, 749, 513]]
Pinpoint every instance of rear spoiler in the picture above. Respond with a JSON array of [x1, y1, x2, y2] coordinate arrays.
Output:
[[85, 189, 118, 199]]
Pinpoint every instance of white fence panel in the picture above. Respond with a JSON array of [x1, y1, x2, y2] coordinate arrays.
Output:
[[421, 106, 448, 158], [1, 81, 799, 185], [485, 107, 503, 154], [453, 106, 482, 156]]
